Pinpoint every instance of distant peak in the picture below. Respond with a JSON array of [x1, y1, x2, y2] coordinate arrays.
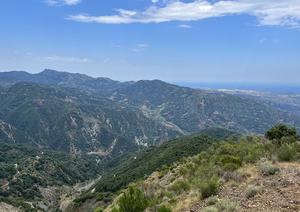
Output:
[[135, 79, 180, 88], [40, 69, 63, 75], [39, 69, 93, 80]]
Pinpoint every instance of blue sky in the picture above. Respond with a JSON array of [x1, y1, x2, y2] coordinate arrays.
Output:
[[0, 0, 300, 83]]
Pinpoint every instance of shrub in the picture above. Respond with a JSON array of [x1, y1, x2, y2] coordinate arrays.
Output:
[[222, 163, 240, 172], [158, 205, 172, 212], [73, 192, 94, 205], [245, 185, 263, 199], [243, 145, 265, 163], [116, 186, 149, 212], [215, 199, 239, 212], [219, 156, 242, 171], [96, 192, 104, 201], [202, 206, 219, 212], [207, 196, 218, 206], [259, 162, 280, 176], [265, 124, 297, 141], [94, 207, 103, 212], [200, 177, 219, 199], [277, 144, 296, 162], [221, 171, 245, 183], [170, 180, 190, 194]]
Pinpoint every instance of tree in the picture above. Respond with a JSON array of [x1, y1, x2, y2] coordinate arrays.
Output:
[[116, 185, 149, 212], [265, 124, 297, 141]]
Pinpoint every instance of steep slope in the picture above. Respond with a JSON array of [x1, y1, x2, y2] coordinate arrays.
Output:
[[0, 82, 181, 154], [0, 120, 32, 144], [69, 130, 237, 212], [104, 132, 300, 212], [111, 80, 300, 134], [0, 142, 102, 212], [188, 162, 300, 212]]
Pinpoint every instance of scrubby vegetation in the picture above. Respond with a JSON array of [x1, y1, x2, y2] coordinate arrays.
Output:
[[73, 130, 238, 209], [259, 161, 280, 176], [89, 134, 222, 202], [113, 186, 149, 212], [102, 125, 300, 212], [0, 143, 101, 211], [245, 185, 264, 199]]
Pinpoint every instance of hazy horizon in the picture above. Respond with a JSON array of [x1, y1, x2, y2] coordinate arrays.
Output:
[[1, 69, 300, 93]]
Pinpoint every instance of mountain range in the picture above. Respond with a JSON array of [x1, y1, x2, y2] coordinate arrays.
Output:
[[1, 69, 300, 212], [0, 69, 299, 155]]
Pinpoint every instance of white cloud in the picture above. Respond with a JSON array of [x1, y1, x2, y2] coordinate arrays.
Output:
[[178, 24, 192, 28], [131, 44, 149, 52], [67, 0, 300, 27], [46, 0, 81, 6], [45, 56, 91, 63]]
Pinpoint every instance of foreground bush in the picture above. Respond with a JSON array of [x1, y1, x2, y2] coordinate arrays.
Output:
[[277, 144, 296, 162], [215, 199, 239, 212], [259, 161, 280, 176], [200, 177, 219, 199], [245, 185, 264, 199], [158, 205, 172, 212], [114, 186, 149, 212], [170, 180, 190, 194], [203, 198, 239, 212]]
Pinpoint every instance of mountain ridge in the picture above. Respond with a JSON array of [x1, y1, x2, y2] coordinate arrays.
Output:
[[0, 82, 181, 154], [0, 69, 300, 134]]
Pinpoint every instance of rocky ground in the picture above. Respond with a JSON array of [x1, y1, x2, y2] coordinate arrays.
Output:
[[0, 202, 22, 212], [188, 162, 300, 212]]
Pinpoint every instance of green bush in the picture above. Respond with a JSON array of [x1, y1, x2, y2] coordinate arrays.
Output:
[[215, 199, 239, 212], [200, 177, 219, 199], [94, 207, 104, 212], [158, 205, 172, 212], [170, 180, 190, 194], [277, 144, 296, 162], [245, 185, 263, 199], [222, 163, 240, 172], [74, 192, 94, 205], [265, 124, 297, 141], [259, 162, 280, 176], [116, 186, 149, 212], [96, 192, 104, 201]]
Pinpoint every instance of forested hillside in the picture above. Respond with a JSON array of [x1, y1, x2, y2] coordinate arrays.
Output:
[[0, 143, 102, 211], [0, 82, 180, 154]]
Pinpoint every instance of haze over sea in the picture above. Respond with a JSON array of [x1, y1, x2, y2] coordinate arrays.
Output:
[[174, 82, 300, 94]]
